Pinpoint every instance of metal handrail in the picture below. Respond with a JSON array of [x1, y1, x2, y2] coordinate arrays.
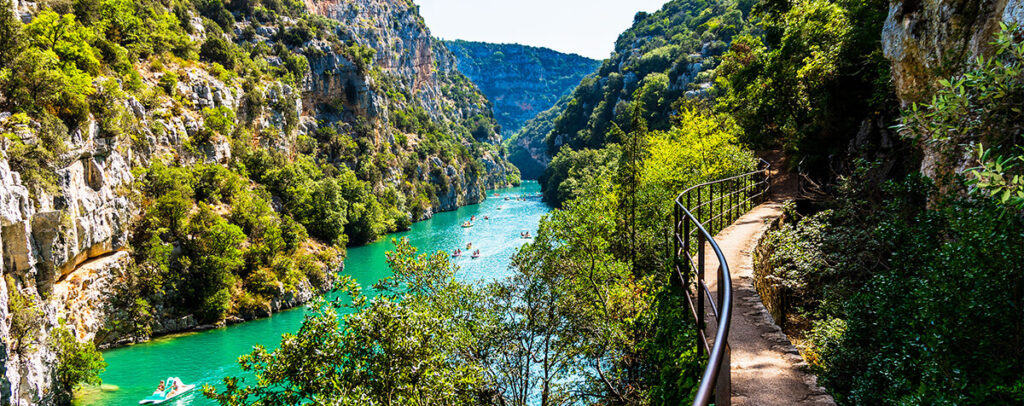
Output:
[[672, 158, 771, 406]]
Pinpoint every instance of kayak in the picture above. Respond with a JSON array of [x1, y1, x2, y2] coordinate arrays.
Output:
[[139, 383, 195, 404]]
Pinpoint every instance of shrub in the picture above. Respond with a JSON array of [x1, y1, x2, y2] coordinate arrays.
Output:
[[6, 278, 42, 356], [200, 36, 236, 69], [158, 71, 178, 96], [51, 321, 106, 395]]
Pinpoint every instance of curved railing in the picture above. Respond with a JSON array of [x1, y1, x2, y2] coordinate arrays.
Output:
[[672, 159, 771, 406]]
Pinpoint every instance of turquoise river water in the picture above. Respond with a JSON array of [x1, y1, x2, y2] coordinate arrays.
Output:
[[75, 181, 549, 405]]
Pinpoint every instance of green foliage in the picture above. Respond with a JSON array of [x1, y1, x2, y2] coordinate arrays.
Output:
[[829, 187, 1023, 405], [715, 0, 894, 173], [762, 170, 1024, 405], [2, 114, 69, 200], [969, 145, 1024, 209], [158, 71, 178, 96], [206, 240, 491, 405], [24, 10, 100, 74], [540, 145, 620, 207], [200, 36, 236, 69], [5, 277, 43, 356], [0, 0, 23, 67], [641, 108, 754, 192], [134, 161, 337, 324], [900, 24, 1024, 197], [541, 0, 749, 158], [181, 204, 246, 321], [51, 321, 107, 394], [1, 46, 96, 124], [344, 41, 376, 73]]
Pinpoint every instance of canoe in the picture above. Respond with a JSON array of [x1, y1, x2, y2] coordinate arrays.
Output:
[[139, 384, 195, 404]]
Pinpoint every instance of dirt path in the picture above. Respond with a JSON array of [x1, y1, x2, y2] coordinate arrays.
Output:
[[701, 152, 834, 405]]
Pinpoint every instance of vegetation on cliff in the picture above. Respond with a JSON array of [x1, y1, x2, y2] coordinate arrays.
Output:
[[532, 0, 751, 202], [744, 22, 1024, 405], [0, 0, 517, 398], [443, 40, 600, 137], [207, 109, 755, 404]]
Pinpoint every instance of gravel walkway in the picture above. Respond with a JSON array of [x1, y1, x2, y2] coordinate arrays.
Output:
[[705, 202, 835, 405]]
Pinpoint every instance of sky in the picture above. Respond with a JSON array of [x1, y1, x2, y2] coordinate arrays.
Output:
[[413, 0, 670, 60]]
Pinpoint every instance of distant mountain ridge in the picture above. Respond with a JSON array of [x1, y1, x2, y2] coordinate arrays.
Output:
[[443, 40, 601, 138]]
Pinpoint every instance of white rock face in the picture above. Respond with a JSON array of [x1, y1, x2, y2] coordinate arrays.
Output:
[[0, 129, 135, 404]]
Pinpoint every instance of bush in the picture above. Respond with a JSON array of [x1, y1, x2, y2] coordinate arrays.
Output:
[[158, 71, 178, 95], [51, 321, 106, 395], [6, 278, 42, 356], [821, 194, 1024, 405], [200, 36, 236, 69]]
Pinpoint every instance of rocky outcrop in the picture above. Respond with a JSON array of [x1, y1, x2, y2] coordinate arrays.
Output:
[[304, 0, 498, 138], [0, 0, 518, 402], [882, 0, 1024, 185], [505, 98, 567, 179], [443, 40, 600, 137], [882, 0, 1024, 105], [300, 0, 516, 209]]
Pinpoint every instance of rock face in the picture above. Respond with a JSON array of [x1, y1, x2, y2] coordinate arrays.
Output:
[[443, 40, 601, 137], [882, 0, 1024, 105], [302, 0, 516, 203], [882, 0, 1024, 184], [505, 98, 569, 179], [0, 0, 516, 403]]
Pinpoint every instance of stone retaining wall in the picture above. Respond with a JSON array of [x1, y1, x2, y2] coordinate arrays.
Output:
[[752, 215, 787, 330]]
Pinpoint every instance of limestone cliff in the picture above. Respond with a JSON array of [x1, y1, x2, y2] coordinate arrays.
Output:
[[0, 0, 517, 403], [882, 0, 1024, 184], [443, 40, 600, 138]]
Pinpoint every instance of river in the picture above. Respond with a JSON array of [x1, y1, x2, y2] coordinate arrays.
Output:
[[75, 181, 549, 405]]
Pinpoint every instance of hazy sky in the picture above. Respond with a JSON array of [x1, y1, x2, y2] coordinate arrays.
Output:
[[413, 0, 670, 60]]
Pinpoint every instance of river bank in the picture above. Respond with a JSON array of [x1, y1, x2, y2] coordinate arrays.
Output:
[[74, 182, 550, 405]]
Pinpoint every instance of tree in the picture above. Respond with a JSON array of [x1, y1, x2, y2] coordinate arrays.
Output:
[[23, 10, 100, 74], [182, 204, 246, 322], [5, 278, 43, 357], [1, 47, 95, 122], [51, 321, 106, 398], [0, 0, 24, 70], [200, 37, 236, 70], [205, 239, 495, 405]]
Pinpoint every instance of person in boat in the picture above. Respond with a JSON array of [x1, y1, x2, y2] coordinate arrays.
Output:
[[466, 242, 472, 249], [484, 215, 489, 220], [154, 380, 165, 395]]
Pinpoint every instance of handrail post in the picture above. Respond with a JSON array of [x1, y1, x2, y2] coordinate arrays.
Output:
[[684, 193, 692, 262], [715, 343, 732, 406], [716, 262, 730, 406], [697, 230, 705, 357], [673, 203, 681, 288]]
